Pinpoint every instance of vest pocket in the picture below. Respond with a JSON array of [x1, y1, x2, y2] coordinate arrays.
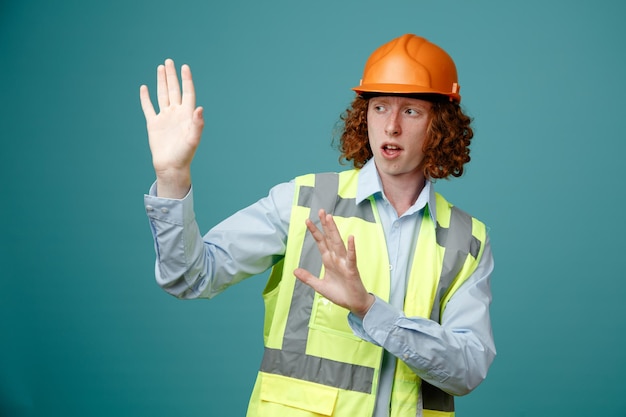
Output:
[[309, 293, 361, 341], [259, 372, 338, 416]]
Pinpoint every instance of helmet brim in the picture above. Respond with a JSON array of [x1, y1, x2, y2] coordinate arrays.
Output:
[[352, 83, 461, 103]]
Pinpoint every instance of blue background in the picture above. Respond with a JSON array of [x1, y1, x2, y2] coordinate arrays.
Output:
[[1, 0, 625, 416]]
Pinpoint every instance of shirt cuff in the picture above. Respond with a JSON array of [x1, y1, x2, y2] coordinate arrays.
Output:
[[143, 182, 195, 226], [348, 295, 403, 346]]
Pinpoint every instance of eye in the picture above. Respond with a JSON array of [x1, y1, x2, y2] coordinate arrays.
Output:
[[405, 108, 419, 116], [374, 105, 386, 112]]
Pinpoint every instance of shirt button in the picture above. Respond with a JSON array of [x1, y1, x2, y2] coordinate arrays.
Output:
[[403, 353, 409, 360], [160, 207, 169, 214], [146, 205, 154, 211], [389, 264, 393, 271]]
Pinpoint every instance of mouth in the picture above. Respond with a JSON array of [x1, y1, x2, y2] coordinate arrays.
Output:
[[381, 144, 402, 157]]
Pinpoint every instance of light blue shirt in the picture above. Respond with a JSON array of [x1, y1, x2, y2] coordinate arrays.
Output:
[[144, 159, 496, 417]]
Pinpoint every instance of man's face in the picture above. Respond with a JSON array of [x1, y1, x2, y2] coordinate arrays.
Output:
[[367, 96, 432, 182]]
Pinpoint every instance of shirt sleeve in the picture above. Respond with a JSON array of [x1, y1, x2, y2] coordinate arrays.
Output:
[[348, 236, 496, 396], [144, 180, 294, 299]]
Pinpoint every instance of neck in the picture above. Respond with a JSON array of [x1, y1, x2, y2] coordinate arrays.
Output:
[[379, 173, 426, 216]]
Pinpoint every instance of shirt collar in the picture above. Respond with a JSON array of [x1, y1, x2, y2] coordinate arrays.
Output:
[[356, 159, 437, 224]]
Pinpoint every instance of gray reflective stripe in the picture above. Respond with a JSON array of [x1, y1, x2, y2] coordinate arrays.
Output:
[[286, 173, 338, 353], [261, 348, 374, 393], [298, 188, 376, 223], [261, 173, 376, 394], [425, 205, 479, 413], [430, 205, 481, 323]]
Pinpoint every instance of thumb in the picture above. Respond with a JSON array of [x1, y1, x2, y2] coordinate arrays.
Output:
[[189, 106, 204, 142], [294, 268, 320, 290], [193, 106, 204, 127]]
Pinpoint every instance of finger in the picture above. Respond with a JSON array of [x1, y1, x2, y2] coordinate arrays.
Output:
[[305, 218, 329, 253], [319, 211, 346, 255], [294, 268, 323, 291], [346, 235, 358, 268], [156, 64, 169, 109], [181, 64, 196, 109], [188, 106, 205, 146], [139, 85, 156, 120], [319, 210, 339, 238], [164, 58, 182, 105]]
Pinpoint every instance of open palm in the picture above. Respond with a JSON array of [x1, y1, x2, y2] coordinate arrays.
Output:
[[140, 59, 204, 198], [294, 209, 375, 318]]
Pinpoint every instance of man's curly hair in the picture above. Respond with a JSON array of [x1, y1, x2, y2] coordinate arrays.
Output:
[[335, 95, 474, 179]]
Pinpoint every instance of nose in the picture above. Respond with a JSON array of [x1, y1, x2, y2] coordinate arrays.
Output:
[[384, 111, 401, 136]]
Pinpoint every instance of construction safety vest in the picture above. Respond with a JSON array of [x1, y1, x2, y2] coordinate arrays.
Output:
[[246, 170, 486, 417]]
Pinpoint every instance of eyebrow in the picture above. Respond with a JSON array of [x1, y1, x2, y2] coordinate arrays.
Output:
[[370, 98, 432, 110]]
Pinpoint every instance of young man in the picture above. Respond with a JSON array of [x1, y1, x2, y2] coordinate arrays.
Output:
[[141, 34, 495, 417]]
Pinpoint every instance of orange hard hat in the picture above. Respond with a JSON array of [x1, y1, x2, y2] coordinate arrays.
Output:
[[353, 34, 461, 103]]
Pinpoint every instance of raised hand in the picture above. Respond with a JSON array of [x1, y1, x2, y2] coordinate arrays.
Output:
[[140, 59, 204, 198], [293, 209, 375, 318]]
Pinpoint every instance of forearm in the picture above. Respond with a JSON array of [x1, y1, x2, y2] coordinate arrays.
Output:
[[349, 299, 493, 395], [376, 302, 492, 394], [145, 184, 214, 298], [348, 244, 496, 395], [144, 181, 294, 299]]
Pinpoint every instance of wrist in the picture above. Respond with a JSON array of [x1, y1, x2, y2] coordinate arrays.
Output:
[[155, 170, 191, 199], [353, 293, 375, 319]]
